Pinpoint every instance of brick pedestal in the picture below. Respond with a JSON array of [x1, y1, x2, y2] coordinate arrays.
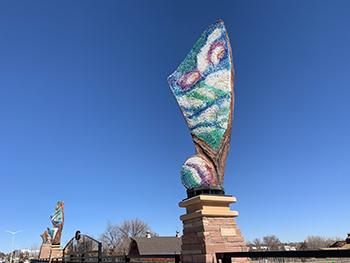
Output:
[[39, 244, 51, 259], [39, 243, 62, 260], [179, 195, 248, 263], [51, 245, 63, 259]]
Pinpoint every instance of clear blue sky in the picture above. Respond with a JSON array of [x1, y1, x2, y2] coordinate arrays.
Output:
[[1, 0, 350, 253]]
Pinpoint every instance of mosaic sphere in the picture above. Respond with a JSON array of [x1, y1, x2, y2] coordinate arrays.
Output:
[[181, 156, 214, 189]]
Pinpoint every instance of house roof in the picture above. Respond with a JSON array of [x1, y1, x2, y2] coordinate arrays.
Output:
[[329, 241, 346, 248], [129, 237, 182, 255], [325, 233, 350, 250], [322, 243, 350, 250]]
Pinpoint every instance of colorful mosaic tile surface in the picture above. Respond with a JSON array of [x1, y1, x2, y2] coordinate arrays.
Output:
[[181, 156, 214, 189], [48, 201, 63, 239], [168, 20, 232, 152], [41, 201, 64, 244], [168, 20, 234, 189]]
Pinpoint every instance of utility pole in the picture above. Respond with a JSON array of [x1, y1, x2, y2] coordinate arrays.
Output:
[[6, 230, 22, 263]]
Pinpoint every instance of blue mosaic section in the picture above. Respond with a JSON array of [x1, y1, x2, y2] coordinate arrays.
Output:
[[168, 20, 233, 151]]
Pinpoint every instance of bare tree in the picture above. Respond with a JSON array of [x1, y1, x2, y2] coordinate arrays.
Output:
[[245, 241, 252, 251], [304, 235, 341, 249], [263, 235, 281, 251], [298, 241, 308, 250], [253, 238, 263, 251], [31, 243, 39, 251], [118, 218, 157, 237], [99, 218, 157, 255], [30, 244, 40, 259], [99, 220, 122, 254]]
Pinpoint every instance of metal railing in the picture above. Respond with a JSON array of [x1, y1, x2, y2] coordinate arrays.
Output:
[[216, 249, 350, 263], [31, 233, 180, 263], [31, 253, 180, 263], [101, 254, 180, 263]]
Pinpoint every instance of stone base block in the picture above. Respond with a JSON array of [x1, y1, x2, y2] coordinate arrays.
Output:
[[39, 244, 51, 259], [39, 243, 62, 260], [51, 245, 63, 258], [179, 195, 249, 263]]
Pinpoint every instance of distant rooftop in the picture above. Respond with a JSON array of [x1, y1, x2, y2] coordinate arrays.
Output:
[[129, 236, 181, 255]]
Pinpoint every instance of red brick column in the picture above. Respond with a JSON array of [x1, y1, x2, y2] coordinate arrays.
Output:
[[179, 195, 248, 263]]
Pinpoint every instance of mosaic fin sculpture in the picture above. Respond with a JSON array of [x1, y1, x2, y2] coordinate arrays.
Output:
[[168, 20, 234, 190], [40, 201, 64, 245]]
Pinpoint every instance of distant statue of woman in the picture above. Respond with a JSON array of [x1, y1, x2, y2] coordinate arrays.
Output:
[[40, 201, 64, 245]]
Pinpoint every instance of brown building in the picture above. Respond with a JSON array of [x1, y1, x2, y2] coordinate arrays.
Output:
[[325, 232, 350, 250], [128, 231, 181, 255]]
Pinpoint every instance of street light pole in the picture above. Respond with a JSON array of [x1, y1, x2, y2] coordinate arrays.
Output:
[[6, 230, 22, 263]]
